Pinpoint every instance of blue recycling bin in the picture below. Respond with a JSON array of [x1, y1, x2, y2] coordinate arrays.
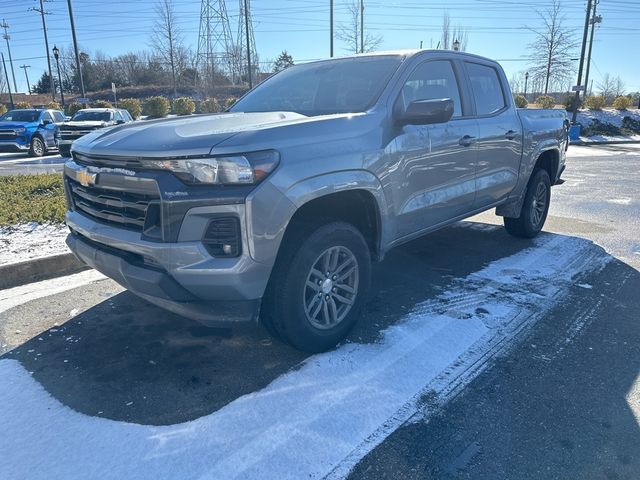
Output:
[[568, 124, 581, 141]]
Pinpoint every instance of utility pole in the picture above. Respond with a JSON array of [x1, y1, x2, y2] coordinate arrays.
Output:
[[524, 71, 529, 101], [0, 20, 18, 93], [30, 0, 55, 100], [243, 0, 252, 88], [359, 0, 364, 54], [330, 0, 333, 57], [20, 65, 31, 94], [571, 0, 592, 124], [1, 52, 13, 108], [66, 0, 86, 99], [584, 0, 601, 98]]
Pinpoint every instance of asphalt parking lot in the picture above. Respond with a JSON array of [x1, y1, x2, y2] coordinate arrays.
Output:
[[1, 143, 639, 479]]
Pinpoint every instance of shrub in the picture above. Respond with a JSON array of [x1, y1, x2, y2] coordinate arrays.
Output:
[[91, 99, 113, 108], [584, 95, 605, 110], [143, 96, 170, 118], [513, 95, 528, 108], [172, 97, 195, 116], [621, 116, 640, 134], [224, 96, 238, 109], [65, 102, 84, 116], [0, 174, 66, 226], [534, 95, 555, 109], [200, 97, 222, 113], [612, 96, 631, 111], [0, 104, 6, 115], [581, 118, 621, 137], [15, 101, 31, 109], [44, 101, 62, 110], [118, 98, 142, 119]]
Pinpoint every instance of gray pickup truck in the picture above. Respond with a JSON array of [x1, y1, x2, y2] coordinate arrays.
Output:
[[63, 50, 568, 351]]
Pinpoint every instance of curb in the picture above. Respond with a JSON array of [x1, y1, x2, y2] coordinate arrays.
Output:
[[0, 253, 89, 290]]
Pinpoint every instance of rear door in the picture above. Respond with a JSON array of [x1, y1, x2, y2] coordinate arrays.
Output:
[[387, 58, 479, 238], [464, 61, 523, 208]]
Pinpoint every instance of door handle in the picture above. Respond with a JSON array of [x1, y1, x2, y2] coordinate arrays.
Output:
[[505, 130, 518, 140], [459, 135, 476, 147]]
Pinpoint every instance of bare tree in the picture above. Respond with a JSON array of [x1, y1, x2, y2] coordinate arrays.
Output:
[[440, 12, 469, 51], [526, 0, 577, 94], [597, 73, 626, 103], [337, 1, 383, 54], [150, 0, 183, 96]]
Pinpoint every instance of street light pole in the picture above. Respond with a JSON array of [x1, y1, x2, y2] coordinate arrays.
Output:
[[360, 0, 364, 54], [524, 72, 529, 101], [329, 0, 333, 58], [19, 64, 31, 94], [66, 0, 85, 99], [53, 45, 65, 108]]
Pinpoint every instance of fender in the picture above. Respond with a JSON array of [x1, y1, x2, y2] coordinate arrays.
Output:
[[496, 140, 561, 218]]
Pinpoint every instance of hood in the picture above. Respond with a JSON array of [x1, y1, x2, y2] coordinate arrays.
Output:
[[0, 121, 36, 130], [61, 121, 109, 129], [72, 112, 310, 158]]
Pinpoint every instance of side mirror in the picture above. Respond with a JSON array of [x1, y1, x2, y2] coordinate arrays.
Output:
[[41, 119, 52, 126], [116, 119, 125, 125], [396, 98, 454, 125]]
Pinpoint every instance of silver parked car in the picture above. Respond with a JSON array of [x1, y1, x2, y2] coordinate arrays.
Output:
[[63, 50, 569, 351]]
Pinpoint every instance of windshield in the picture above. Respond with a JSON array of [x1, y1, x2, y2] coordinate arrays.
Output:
[[72, 111, 112, 122], [0, 110, 39, 123], [230, 55, 403, 116]]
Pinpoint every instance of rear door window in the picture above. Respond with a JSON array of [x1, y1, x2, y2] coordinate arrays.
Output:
[[465, 62, 507, 116]]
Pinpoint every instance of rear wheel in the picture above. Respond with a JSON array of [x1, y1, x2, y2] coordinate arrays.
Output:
[[29, 136, 45, 157], [263, 221, 371, 352], [504, 168, 551, 238]]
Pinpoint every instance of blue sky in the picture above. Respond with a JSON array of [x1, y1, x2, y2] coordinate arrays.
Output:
[[1, 0, 638, 95]]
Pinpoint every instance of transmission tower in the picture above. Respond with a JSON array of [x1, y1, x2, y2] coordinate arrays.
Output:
[[236, 0, 258, 87], [196, 0, 234, 92]]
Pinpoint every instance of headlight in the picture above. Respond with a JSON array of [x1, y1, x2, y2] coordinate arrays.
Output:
[[145, 150, 279, 185]]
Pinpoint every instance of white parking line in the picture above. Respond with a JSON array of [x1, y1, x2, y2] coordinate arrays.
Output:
[[0, 234, 609, 480]]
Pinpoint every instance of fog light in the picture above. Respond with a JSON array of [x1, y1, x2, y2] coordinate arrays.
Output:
[[202, 217, 241, 258], [223, 244, 233, 255]]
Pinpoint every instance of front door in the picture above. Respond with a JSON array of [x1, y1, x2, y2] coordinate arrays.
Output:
[[386, 59, 478, 239]]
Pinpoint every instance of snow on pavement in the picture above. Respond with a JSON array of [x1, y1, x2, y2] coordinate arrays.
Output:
[[0, 233, 610, 480], [0, 223, 68, 266]]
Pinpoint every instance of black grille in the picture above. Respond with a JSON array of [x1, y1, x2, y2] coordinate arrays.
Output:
[[202, 217, 241, 257], [0, 130, 17, 139], [68, 178, 159, 232]]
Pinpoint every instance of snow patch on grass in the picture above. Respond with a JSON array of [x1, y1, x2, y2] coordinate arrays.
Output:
[[577, 108, 640, 128], [0, 223, 68, 266]]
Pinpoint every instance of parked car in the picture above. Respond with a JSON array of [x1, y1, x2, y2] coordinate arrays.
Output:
[[0, 108, 65, 156], [56, 108, 134, 157], [63, 50, 569, 352]]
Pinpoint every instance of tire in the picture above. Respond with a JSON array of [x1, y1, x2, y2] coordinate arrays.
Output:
[[59, 145, 71, 158], [29, 136, 45, 157], [504, 168, 551, 238], [262, 221, 371, 352]]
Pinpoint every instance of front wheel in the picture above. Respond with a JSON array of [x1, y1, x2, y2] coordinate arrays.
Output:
[[263, 221, 371, 352], [29, 136, 45, 157], [504, 168, 551, 238]]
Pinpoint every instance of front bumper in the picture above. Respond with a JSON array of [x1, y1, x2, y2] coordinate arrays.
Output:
[[66, 230, 261, 323], [0, 142, 30, 152]]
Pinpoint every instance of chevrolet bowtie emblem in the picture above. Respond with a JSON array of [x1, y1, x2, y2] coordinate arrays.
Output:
[[77, 169, 97, 187]]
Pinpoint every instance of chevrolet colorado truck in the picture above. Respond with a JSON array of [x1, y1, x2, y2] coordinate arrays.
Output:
[[63, 50, 569, 352], [0, 108, 65, 156], [56, 108, 134, 157]]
